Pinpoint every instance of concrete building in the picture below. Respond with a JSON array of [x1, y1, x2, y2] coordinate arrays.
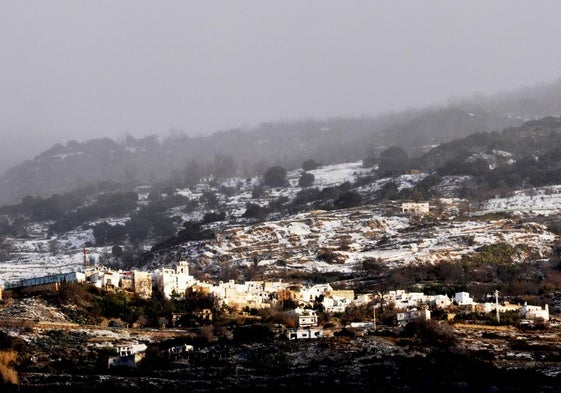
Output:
[[396, 309, 431, 327], [454, 292, 474, 305], [154, 261, 196, 299], [401, 202, 430, 215], [293, 308, 318, 327], [287, 328, 324, 340], [108, 343, 147, 369], [519, 302, 549, 321], [301, 283, 333, 302], [322, 296, 352, 313], [133, 270, 153, 299]]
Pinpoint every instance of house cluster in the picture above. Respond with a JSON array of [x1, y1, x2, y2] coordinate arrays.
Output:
[[4, 261, 355, 316], [379, 289, 550, 327], [3, 262, 550, 331]]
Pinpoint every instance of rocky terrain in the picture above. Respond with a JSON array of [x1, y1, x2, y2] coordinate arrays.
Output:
[[1, 296, 561, 392], [192, 207, 556, 275], [2, 159, 560, 288], [2, 123, 561, 391]]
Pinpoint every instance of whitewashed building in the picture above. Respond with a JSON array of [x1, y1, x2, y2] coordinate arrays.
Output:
[[288, 328, 324, 340], [519, 302, 549, 321], [454, 292, 474, 305], [301, 283, 333, 302], [154, 261, 196, 299], [322, 295, 352, 313], [401, 202, 430, 215], [293, 307, 318, 327]]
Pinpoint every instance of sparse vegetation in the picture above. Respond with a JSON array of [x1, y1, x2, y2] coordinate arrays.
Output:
[[0, 350, 18, 385]]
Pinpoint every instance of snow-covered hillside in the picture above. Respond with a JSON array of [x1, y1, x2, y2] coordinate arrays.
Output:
[[483, 185, 561, 214], [1, 161, 560, 288], [195, 207, 556, 275], [0, 162, 375, 286]]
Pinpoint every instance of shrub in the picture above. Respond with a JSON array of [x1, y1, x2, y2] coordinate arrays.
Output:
[[0, 350, 18, 385], [298, 172, 315, 188], [401, 319, 457, 348], [317, 248, 341, 264], [263, 166, 288, 187], [302, 159, 321, 171]]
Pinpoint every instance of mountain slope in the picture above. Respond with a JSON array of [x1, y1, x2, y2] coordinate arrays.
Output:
[[0, 107, 515, 206]]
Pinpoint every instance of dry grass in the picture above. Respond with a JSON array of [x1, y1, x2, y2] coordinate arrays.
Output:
[[0, 350, 19, 385]]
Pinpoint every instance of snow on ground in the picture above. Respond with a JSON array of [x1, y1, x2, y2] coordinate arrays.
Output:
[[305, 161, 371, 188], [483, 185, 561, 215], [0, 244, 116, 288], [356, 172, 428, 194], [0, 251, 86, 287], [2, 161, 560, 287], [199, 205, 557, 274], [0, 225, 110, 287]]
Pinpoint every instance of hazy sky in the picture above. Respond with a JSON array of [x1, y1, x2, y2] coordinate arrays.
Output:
[[1, 1, 561, 171]]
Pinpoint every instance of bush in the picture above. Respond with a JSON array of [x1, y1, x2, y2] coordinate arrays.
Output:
[[242, 203, 268, 220], [0, 350, 18, 385], [232, 325, 274, 343], [317, 248, 341, 264], [202, 211, 226, 224], [302, 159, 321, 171], [334, 191, 362, 209], [298, 172, 315, 187], [401, 319, 457, 348], [263, 166, 288, 187]]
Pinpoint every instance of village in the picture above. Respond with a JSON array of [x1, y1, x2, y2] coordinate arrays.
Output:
[[1, 257, 550, 334], [0, 199, 558, 385], [0, 256, 553, 374]]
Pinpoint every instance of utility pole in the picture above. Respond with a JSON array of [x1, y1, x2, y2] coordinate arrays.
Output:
[[495, 289, 500, 323], [83, 247, 88, 269]]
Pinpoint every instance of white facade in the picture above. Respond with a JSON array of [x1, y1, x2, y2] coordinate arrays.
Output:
[[288, 328, 324, 340], [383, 290, 449, 310], [117, 343, 147, 357], [401, 202, 430, 215], [322, 296, 352, 313], [301, 283, 333, 302], [396, 309, 431, 327], [154, 261, 196, 299], [102, 270, 120, 288], [519, 302, 549, 321], [428, 294, 452, 308], [454, 292, 474, 305], [210, 280, 271, 309], [294, 308, 318, 327]]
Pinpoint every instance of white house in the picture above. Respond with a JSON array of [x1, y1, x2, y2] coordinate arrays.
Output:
[[322, 295, 352, 313], [108, 343, 147, 369], [210, 280, 271, 309], [287, 328, 323, 340], [293, 308, 318, 327], [428, 294, 452, 308], [519, 302, 549, 321], [396, 309, 431, 327], [401, 202, 430, 215], [301, 283, 333, 302], [154, 261, 196, 299], [454, 292, 474, 305]]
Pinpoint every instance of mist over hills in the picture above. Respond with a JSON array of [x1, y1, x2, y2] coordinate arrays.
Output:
[[1, 79, 560, 206]]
